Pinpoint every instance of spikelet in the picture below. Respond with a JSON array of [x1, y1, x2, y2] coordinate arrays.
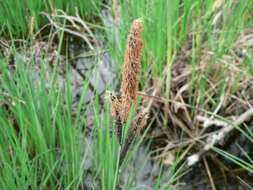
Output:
[[121, 18, 144, 102], [106, 91, 130, 123]]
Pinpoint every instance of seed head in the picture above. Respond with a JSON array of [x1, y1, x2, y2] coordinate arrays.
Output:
[[121, 18, 144, 102]]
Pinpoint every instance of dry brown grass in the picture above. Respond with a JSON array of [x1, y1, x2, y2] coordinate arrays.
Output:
[[143, 33, 253, 168]]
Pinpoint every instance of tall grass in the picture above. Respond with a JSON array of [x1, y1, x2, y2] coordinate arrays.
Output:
[[105, 0, 253, 78], [0, 51, 181, 189], [0, 60, 88, 189], [0, 0, 101, 37]]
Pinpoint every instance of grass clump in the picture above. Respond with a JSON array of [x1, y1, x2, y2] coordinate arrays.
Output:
[[0, 60, 87, 189]]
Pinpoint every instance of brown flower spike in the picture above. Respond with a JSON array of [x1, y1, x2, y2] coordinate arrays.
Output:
[[121, 18, 144, 102], [107, 18, 146, 149], [108, 18, 144, 123]]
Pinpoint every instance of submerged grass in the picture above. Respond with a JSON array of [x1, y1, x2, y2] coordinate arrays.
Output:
[[214, 119, 253, 174]]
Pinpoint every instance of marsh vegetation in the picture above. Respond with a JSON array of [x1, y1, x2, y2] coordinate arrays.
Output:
[[0, 0, 253, 189]]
